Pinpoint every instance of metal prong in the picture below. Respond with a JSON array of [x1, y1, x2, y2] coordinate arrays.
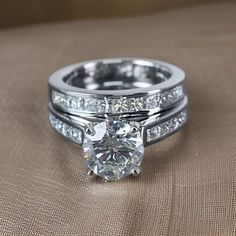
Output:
[[132, 167, 141, 176], [132, 126, 139, 133], [103, 177, 112, 183], [85, 126, 95, 136], [87, 170, 94, 177], [83, 153, 89, 160]]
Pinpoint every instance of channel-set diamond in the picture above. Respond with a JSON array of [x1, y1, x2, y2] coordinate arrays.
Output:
[[128, 97, 144, 111], [49, 113, 82, 144], [52, 91, 83, 110], [84, 97, 106, 113], [145, 94, 161, 109], [160, 86, 184, 108], [111, 97, 129, 112], [51, 85, 184, 114], [147, 110, 187, 143]]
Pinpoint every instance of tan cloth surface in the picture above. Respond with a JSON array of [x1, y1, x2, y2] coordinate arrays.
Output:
[[0, 1, 235, 235], [0, 0, 221, 28]]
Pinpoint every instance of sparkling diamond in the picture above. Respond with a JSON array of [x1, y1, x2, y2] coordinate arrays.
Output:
[[146, 109, 187, 143], [52, 91, 68, 107], [52, 91, 62, 104], [160, 86, 183, 108], [111, 97, 129, 113], [173, 86, 183, 99], [55, 119, 63, 131], [128, 97, 144, 111], [71, 128, 82, 144], [145, 94, 160, 109], [67, 97, 83, 110], [161, 121, 172, 135], [82, 117, 144, 180], [49, 113, 82, 144], [66, 126, 73, 138], [160, 91, 174, 107], [84, 98, 106, 113], [178, 111, 187, 124], [49, 113, 56, 127], [169, 118, 180, 130], [61, 123, 68, 136], [147, 126, 161, 142]]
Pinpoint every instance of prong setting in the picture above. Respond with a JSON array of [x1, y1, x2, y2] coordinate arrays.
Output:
[[132, 167, 141, 176], [87, 170, 94, 176], [85, 125, 96, 136]]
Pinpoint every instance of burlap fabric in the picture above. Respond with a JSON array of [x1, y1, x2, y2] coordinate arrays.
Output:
[[0, 1, 235, 235]]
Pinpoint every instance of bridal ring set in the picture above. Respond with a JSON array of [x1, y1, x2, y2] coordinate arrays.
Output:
[[48, 58, 188, 181]]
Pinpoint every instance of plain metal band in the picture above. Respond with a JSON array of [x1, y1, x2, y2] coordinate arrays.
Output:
[[48, 96, 188, 147]]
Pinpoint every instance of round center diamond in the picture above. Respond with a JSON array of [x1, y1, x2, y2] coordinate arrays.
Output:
[[82, 117, 144, 180]]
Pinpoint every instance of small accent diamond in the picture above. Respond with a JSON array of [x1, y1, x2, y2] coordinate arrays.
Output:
[[52, 91, 62, 104], [49, 113, 82, 144], [55, 119, 63, 132], [67, 96, 83, 110], [52, 91, 67, 107], [147, 110, 187, 143], [52, 91, 84, 110], [128, 97, 144, 111], [147, 126, 161, 142], [51, 85, 184, 114], [61, 123, 68, 136], [160, 91, 174, 107], [72, 128, 82, 143], [160, 86, 184, 108], [84, 98, 106, 113], [145, 94, 160, 109], [111, 97, 129, 113]]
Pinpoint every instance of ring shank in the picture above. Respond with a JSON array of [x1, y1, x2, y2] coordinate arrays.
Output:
[[48, 58, 186, 116], [49, 58, 185, 96], [64, 59, 171, 90]]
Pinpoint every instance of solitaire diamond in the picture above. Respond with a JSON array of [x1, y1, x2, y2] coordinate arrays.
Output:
[[82, 117, 144, 180]]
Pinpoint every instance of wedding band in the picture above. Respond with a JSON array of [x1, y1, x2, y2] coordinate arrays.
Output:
[[48, 58, 188, 181], [48, 58, 186, 117]]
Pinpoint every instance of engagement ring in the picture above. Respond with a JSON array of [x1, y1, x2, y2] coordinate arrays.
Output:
[[48, 58, 188, 180]]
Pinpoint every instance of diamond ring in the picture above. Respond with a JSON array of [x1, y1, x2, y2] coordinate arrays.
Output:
[[48, 58, 188, 181]]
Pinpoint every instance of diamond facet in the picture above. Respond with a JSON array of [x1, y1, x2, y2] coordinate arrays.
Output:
[[82, 117, 144, 180], [145, 94, 160, 109], [146, 110, 187, 143], [49, 113, 82, 144], [111, 97, 129, 113], [51, 85, 184, 114], [128, 97, 144, 111], [84, 98, 106, 113]]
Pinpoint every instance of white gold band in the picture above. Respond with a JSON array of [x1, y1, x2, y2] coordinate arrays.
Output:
[[48, 58, 186, 117]]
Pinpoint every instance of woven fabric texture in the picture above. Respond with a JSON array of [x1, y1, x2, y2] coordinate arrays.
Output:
[[0, 1, 235, 235]]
